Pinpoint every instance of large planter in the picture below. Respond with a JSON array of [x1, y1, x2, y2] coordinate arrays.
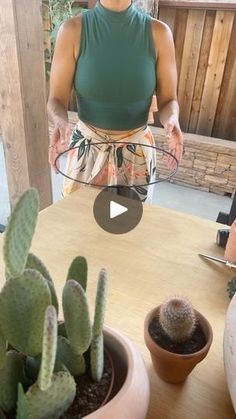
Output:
[[223, 293, 236, 413], [0, 326, 150, 419], [87, 326, 150, 418], [144, 306, 213, 384]]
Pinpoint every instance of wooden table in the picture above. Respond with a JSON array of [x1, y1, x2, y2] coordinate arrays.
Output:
[[0, 187, 235, 418]]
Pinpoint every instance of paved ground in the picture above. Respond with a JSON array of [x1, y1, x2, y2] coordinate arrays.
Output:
[[0, 141, 233, 227]]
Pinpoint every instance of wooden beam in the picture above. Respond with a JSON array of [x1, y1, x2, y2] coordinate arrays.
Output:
[[0, 0, 52, 210], [159, 0, 236, 10]]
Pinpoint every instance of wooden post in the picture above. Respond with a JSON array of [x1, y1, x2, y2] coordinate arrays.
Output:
[[0, 0, 52, 210]]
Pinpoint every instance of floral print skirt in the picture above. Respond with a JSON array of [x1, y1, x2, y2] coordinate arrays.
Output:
[[62, 120, 157, 202]]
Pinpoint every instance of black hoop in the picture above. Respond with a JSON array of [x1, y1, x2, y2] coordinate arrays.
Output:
[[55, 141, 178, 188]]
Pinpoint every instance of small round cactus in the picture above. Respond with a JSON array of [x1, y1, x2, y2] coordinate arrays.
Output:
[[159, 297, 196, 343]]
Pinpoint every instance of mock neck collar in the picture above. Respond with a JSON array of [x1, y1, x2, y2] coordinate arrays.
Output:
[[95, 1, 135, 21]]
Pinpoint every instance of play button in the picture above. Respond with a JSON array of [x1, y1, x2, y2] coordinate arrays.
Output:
[[110, 201, 128, 219], [93, 186, 143, 234]]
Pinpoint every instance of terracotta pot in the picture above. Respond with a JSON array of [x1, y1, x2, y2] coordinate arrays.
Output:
[[144, 306, 213, 384], [223, 293, 236, 413], [85, 325, 150, 418]]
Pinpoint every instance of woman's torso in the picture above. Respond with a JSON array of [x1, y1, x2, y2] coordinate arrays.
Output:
[[70, 4, 159, 134]]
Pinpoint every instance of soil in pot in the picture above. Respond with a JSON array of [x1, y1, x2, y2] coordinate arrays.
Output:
[[149, 316, 206, 354], [63, 350, 113, 419]]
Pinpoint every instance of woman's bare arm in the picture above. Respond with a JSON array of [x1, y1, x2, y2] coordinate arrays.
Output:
[[151, 20, 183, 168]]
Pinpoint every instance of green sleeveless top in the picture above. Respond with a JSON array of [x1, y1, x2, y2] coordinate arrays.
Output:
[[74, 1, 156, 130]]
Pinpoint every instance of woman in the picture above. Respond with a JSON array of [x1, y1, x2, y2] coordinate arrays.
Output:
[[48, 0, 183, 202]]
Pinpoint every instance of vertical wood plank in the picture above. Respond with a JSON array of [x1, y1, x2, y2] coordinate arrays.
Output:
[[212, 14, 236, 141], [173, 9, 188, 86], [188, 10, 215, 132], [177, 9, 206, 132], [197, 10, 234, 136], [158, 6, 176, 33], [0, 0, 52, 209]]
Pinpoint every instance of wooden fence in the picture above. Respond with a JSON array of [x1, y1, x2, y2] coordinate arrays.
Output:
[[158, 0, 236, 141]]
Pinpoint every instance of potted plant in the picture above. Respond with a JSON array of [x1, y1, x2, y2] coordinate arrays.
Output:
[[223, 290, 236, 413], [144, 296, 213, 383], [0, 188, 150, 418]]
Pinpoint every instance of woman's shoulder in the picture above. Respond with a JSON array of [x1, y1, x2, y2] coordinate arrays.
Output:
[[150, 18, 174, 50], [59, 15, 82, 40]]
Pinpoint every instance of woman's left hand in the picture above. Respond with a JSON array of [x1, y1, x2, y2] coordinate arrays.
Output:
[[164, 115, 184, 171]]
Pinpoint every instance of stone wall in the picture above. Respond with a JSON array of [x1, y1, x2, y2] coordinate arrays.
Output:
[[152, 127, 236, 197]]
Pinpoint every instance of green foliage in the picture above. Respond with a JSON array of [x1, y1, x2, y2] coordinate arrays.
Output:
[[159, 296, 196, 343], [16, 383, 28, 419], [0, 188, 108, 417], [227, 276, 236, 299], [44, 0, 83, 79], [63, 280, 92, 355], [38, 306, 58, 391], [3, 188, 39, 278], [67, 256, 88, 291]]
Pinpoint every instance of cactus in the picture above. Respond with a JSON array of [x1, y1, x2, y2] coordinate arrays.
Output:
[[38, 306, 57, 391], [0, 351, 25, 413], [0, 188, 109, 418], [24, 371, 76, 419], [91, 269, 107, 381], [16, 383, 28, 419], [227, 276, 236, 299], [57, 336, 86, 376], [66, 256, 88, 291], [26, 253, 59, 313], [3, 188, 39, 278], [0, 269, 51, 356], [0, 332, 6, 370], [159, 297, 196, 343], [63, 280, 92, 355]]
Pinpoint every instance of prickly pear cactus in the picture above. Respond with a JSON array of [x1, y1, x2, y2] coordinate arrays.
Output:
[[3, 188, 39, 278], [26, 253, 59, 313], [0, 269, 51, 356], [16, 383, 28, 419], [38, 306, 57, 391], [57, 335, 86, 376], [24, 371, 76, 419], [63, 280, 92, 355], [91, 269, 107, 381], [66, 256, 88, 291], [159, 296, 196, 343], [0, 332, 6, 370], [0, 351, 25, 413]]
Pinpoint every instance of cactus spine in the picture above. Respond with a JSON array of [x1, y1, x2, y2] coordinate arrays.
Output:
[[159, 297, 196, 343]]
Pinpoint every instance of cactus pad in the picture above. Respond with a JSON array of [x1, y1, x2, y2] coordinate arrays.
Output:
[[0, 332, 6, 370], [66, 256, 88, 291], [16, 383, 28, 419], [90, 334, 104, 382], [26, 253, 59, 313], [57, 335, 86, 376], [3, 188, 39, 278], [0, 269, 51, 356], [93, 269, 107, 337], [63, 280, 92, 355], [38, 306, 57, 391], [25, 371, 76, 419], [0, 351, 25, 413]]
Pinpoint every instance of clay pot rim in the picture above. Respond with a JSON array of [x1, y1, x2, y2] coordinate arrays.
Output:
[[144, 305, 213, 358]]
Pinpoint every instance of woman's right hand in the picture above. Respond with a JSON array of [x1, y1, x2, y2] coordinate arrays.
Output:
[[48, 119, 71, 174]]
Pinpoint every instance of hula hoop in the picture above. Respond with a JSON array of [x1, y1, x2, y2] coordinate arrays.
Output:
[[55, 141, 178, 189]]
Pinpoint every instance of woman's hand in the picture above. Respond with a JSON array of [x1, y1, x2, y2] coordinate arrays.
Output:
[[164, 115, 184, 171], [49, 119, 71, 174]]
